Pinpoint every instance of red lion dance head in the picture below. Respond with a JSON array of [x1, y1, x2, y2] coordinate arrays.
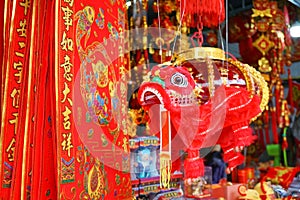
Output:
[[137, 47, 269, 186]]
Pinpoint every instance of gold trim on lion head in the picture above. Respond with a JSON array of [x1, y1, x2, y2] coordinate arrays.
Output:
[[171, 47, 269, 116]]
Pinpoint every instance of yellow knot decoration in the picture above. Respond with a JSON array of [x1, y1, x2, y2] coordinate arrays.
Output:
[[252, 8, 272, 18], [258, 57, 272, 73], [160, 152, 172, 189]]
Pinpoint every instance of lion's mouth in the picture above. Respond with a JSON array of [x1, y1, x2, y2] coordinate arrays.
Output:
[[139, 83, 197, 108], [139, 86, 164, 105]]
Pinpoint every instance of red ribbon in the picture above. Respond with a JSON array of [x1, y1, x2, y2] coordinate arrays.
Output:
[[271, 107, 279, 144], [264, 109, 271, 144], [288, 69, 294, 109]]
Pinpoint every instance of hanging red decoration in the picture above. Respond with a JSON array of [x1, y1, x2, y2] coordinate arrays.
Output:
[[228, 0, 294, 153], [138, 47, 268, 185], [227, 11, 257, 43], [180, 0, 225, 28]]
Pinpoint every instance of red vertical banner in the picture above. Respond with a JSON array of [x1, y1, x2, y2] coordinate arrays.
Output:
[[10, 0, 40, 198], [12, 0, 57, 199], [0, 0, 4, 108], [30, 0, 57, 198], [55, 0, 132, 199], [1, 0, 13, 110], [0, 0, 33, 199], [54, 0, 76, 197]]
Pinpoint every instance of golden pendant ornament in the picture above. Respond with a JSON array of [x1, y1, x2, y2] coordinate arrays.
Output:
[[258, 56, 272, 73]]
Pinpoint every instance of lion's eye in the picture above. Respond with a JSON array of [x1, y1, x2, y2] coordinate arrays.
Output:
[[171, 73, 188, 87]]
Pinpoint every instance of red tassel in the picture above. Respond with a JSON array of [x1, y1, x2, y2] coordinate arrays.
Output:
[[184, 150, 204, 179], [271, 107, 279, 144], [222, 147, 244, 171], [275, 83, 281, 124], [182, 0, 225, 27], [232, 122, 256, 147], [264, 108, 270, 144], [282, 137, 288, 150], [227, 153, 244, 171], [288, 69, 294, 109]]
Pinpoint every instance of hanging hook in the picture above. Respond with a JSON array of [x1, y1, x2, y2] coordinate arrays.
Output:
[[191, 17, 203, 47]]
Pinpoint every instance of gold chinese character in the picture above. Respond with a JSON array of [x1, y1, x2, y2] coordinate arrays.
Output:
[[10, 88, 20, 108], [61, 6, 73, 31], [9, 113, 18, 135], [13, 61, 23, 84], [6, 138, 16, 162], [17, 19, 27, 37], [61, 132, 73, 157], [60, 32, 73, 51], [62, 106, 71, 130], [20, 0, 30, 16], [60, 55, 73, 82], [15, 52, 24, 58], [18, 41, 26, 49], [61, 82, 72, 105], [64, 0, 74, 7]]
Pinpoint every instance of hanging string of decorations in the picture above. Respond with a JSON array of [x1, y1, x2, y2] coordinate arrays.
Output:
[[230, 0, 293, 148]]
